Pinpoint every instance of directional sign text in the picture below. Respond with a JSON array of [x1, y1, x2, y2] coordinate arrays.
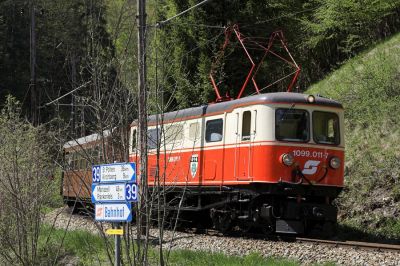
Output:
[[92, 163, 136, 183], [95, 203, 132, 222], [91, 182, 138, 203]]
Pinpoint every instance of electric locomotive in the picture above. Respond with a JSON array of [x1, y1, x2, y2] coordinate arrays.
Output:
[[129, 92, 344, 235]]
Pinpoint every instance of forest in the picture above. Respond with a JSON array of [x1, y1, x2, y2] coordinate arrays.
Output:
[[1, 0, 399, 134]]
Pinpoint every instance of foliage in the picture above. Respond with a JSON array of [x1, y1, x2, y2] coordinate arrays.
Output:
[[166, 250, 299, 266], [0, 96, 58, 265], [1, 0, 400, 120], [152, 0, 400, 110], [307, 33, 400, 239], [0, 0, 117, 132], [39, 225, 111, 265]]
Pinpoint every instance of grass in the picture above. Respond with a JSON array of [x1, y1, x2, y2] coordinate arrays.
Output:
[[307, 33, 400, 240], [38, 225, 112, 265], [166, 250, 298, 266], [42, 168, 65, 214], [37, 225, 305, 265]]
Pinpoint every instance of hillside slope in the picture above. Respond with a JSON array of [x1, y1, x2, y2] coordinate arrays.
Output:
[[307, 33, 400, 239]]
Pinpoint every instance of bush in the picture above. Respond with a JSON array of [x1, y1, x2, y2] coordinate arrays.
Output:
[[0, 96, 57, 265]]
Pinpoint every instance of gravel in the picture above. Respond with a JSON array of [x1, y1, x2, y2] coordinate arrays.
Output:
[[44, 207, 400, 265]]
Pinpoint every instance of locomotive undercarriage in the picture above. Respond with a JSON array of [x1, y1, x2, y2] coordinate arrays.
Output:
[[158, 183, 342, 236]]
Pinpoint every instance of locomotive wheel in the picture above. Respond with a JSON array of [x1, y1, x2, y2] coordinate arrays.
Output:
[[211, 209, 232, 234], [239, 221, 253, 234], [261, 224, 274, 236], [322, 221, 337, 238], [218, 213, 232, 234]]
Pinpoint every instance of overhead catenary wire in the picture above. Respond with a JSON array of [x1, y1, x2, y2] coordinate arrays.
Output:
[[241, 5, 321, 28], [155, 0, 213, 27], [40, 81, 91, 108], [154, 5, 320, 30]]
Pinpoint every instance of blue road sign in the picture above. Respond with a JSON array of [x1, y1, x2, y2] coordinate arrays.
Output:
[[95, 202, 132, 222], [92, 162, 136, 183], [91, 182, 138, 203]]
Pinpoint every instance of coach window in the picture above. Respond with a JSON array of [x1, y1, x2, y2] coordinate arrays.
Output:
[[275, 108, 309, 142], [66, 152, 72, 167], [242, 111, 251, 141], [93, 146, 100, 164], [130, 129, 137, 152], [205, 119, 223, 142], [147, 128, 160, 149], [313, 111, 340, 145]]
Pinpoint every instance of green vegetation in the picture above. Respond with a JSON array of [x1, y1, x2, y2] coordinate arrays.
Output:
[[2, 1, 400, 119], [166, 250, 298, 266], [39, 225, 111, 265], [308, 33, 400, 240], [0, 97, 59, 265], [154, 0, 400, 109], [39, 226, 302, 265]]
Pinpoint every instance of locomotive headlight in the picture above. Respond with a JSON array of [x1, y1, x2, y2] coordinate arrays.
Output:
[[307, 95, 315, 103], [281, 153, 294, 166], [329, 156, 341, 169]]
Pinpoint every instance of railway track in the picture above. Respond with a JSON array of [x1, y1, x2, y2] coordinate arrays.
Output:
[[296, 237, 400, 253], [68, 208, 400, 255], [47, 208, 400, 265], [188, 227, 400, 254]]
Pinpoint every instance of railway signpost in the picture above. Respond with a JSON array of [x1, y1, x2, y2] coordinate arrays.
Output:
[[91, 182, 138, 203], [91, 162, 137, 266], [94, 203, 132, 222], [92, 162, 136, 183]]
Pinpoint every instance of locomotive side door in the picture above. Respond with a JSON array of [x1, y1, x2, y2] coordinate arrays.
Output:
[[201, 114, 225, 183], [235, 109, 256, 180]]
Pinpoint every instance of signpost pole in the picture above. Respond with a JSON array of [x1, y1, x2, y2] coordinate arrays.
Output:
[[114, 223, 121, 266]]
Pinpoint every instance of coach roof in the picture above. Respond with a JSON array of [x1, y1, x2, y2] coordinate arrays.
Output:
[[139, 92, 342, 125]]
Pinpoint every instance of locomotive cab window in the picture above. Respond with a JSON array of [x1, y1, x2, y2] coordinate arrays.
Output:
[[275, 108, 309, 142], [313, 111, 340, 145], [205, 119, 223, 142], [242, 111, 251, 141]]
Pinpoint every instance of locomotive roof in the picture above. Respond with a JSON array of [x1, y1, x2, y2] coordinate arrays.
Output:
[[141, 92, 342, 125]]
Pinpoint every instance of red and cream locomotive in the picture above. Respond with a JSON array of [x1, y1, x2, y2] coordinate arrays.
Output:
[[63, 27, 344, 235], [129, 92, 344, 234]]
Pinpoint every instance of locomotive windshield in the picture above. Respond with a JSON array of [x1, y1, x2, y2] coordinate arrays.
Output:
[[313, 111, 340, 145], [275, 108, 309, 142]]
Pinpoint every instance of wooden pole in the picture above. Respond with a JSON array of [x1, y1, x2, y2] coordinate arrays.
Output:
[[29, 0, 37, 125], [137, 0, 148, 237]]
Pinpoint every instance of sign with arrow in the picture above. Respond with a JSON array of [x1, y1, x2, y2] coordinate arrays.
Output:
[[91, 182, 138, 203], [92, 163, 136, 183], [95, 203, 132, 222]]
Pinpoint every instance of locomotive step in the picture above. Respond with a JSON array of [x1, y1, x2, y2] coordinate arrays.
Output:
[[238, 199, 250, 202]]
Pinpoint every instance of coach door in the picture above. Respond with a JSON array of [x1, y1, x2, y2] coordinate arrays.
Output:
[[235, 110, 256, 180]]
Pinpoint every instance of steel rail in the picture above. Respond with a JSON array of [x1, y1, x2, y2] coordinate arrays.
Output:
[[296, 237, 400, 253]]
